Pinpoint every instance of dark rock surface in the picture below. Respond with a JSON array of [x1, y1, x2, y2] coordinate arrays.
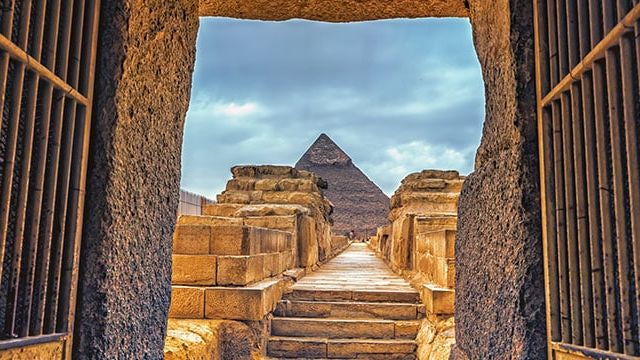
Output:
[[295, 134, 389, 237], [453, 1, 546, 359], [73, 1, 199, 358]]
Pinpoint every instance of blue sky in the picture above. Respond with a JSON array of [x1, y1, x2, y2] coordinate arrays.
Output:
[[181, 17, 485, 198]]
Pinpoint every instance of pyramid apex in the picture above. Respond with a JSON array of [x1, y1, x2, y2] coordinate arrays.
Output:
[[296, 133, 352, 166]]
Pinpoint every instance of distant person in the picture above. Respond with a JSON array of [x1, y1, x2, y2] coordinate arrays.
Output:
[[348, 230, 355, 240]]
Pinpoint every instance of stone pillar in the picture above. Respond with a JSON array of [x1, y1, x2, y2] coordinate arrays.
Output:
[[72, 1, 199, 358], [454, 1, 546, 359]]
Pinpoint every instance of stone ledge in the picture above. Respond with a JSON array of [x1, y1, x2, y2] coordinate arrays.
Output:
[[422, 284, 454, 315], [199, 0, 469, 20], [205, 277, 285, 321]]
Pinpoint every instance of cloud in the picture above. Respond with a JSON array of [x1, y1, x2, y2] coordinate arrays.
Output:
[[181, 17, 485, 198]]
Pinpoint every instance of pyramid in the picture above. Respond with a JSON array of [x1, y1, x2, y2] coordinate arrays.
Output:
[[295, 134, 389, 237]]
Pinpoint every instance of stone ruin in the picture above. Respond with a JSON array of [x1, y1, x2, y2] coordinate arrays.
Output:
[[369, 169, 464, 359], [165, 165, 349, 358]]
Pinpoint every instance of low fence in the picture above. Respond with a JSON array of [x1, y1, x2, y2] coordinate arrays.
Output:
[[177, 189, 215, 216]]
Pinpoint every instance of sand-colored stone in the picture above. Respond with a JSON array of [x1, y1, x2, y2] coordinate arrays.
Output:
[[0, 341, 63, 360], [172, 255, 217, 285], [422, 284, 454, 315], [327, 339, 417, 358], [164, 319, 252, 360], [272, 317, 397, 339], [199, 0, 469, 21], [415, 315, 455, 360], [201, 203, 244, 217], [169, 286, 206, 318], [205, 278, 284, 320], [173, 224, 210, 255], [209, 225, 260, 255], [178, 215, 243, 226], [395, 320, 422, 339], [216, 255, 264, 286]]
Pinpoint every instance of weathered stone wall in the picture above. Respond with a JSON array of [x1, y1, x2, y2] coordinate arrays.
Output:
[[369, 170, 462, 360], [453, 1, 546, 359], [73, 1, 199, 358], [387, 170, 464, 272], [215, 165, 335, 264]]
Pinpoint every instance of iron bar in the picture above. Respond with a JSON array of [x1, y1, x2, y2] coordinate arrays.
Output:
[[541, 3, 640, 105]]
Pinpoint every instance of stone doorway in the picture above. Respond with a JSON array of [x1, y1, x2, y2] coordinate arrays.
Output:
[[73, 1, 546, 358], [0, 0, 559, 359]]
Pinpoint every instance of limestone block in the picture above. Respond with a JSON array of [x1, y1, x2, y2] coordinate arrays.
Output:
[[263, 252, 279, 277], [169, 286, 205, 318], [255, 178, 280, 191], [177, 215, 243, 226], [173, 224, 209, 254], [422, 284, 454, 315], [249, 190, 263, 203], [297, 215, 319, 267], [204, 278, 284, 320], [216, 191, 250, 204], [236, 204, 309, 217], [327, 339, 416, 358], [414, 215, 457, 235], [288, 192, 321, 206], [431, 256, 455, 289], [216, 255, 264, 286], [201, 203, 243, 217], [260, 191, 291, 204], [226, 178, 255, 191], [164, 319, 252, 360], [172, 255, 217, 285], [209, 225, 260, 255], [395, 320, 421, 339]]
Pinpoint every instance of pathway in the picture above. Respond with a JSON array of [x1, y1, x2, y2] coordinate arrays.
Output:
[[268, 243, 423, 359]]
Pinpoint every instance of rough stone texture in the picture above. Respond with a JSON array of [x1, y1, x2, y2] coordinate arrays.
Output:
[[453, 1, 546, 359], [72, 1, 199, 358], [384, 170, 463, 272], [0, 341, 63, 360], [199, 0, 469, 20], [216, 165, 334, 264], [296, 134, 390, 237], [164, 319, 252, 360], [416, 316, 455, 360]]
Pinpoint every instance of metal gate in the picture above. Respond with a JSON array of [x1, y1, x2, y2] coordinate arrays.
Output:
[[535, 0, 640, 358], [0, 0, 99, 356]]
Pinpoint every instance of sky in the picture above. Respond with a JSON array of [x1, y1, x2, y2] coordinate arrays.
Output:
[[181, 17, 485, 198]]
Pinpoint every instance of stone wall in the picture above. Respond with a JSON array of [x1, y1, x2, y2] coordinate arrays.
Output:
[[369, 169, 463, 360], [453, 1, 546, 358], [73, 1, 199, 358], [387, 170, 464, 273], [213, 165, 335, 265], [73, 1, 544, 358]]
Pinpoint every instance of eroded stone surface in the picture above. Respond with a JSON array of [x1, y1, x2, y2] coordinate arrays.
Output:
[[453, 1, 546, 359], [74, 0, 199, 357], [164, 319, 252, 359], [199, 0, 469, 20]]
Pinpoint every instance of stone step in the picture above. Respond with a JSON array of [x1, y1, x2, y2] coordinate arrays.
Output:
[[288, 288, 420, 303], [168, 277, 285, 321], [274, 300, 423, 320], [267, 336, 417, 359], [271, 317, 420, 339]]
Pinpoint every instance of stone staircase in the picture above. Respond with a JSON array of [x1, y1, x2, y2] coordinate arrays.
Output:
[[268, 243, 423, 359]]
